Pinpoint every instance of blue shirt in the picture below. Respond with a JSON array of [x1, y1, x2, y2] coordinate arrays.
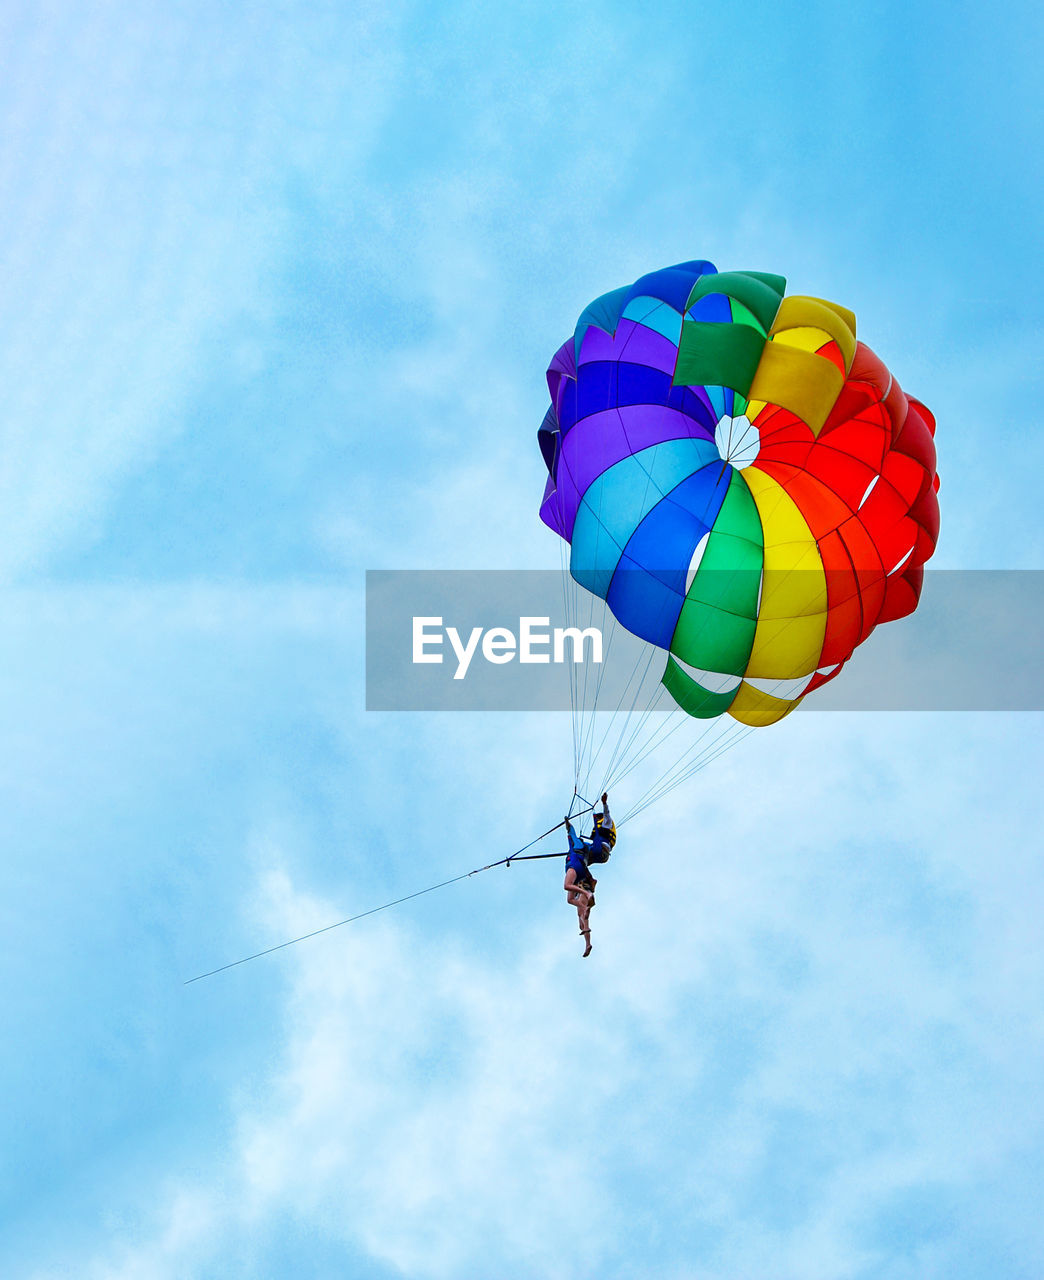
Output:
[[565, 849, 590, 883]]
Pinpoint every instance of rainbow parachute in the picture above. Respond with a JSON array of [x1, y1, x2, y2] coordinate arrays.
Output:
[[538, 260, 940, 726]]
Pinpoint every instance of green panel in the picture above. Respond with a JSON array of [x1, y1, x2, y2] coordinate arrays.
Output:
[[669, 469, 764, 675], [728, 298, 766, 335], [671, 596, 759, 672], [661, 657, 738, 719], [674, 319, 765, 395], [684, 270, 786, 333], [743, 270, 787, 296]]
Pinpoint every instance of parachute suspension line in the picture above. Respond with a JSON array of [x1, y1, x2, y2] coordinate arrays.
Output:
[[557, 535, 575, 773], [613, 517, 844, 823], [598, 682, 680, 795], [560, 422, 855, 826], [567, 788, 594, 821], [613, 617, 823, 827], [608, 703, 715, 793], [184, 804, 597, 985], [635, 723, 756, 819], [724, 412, 737, 461], [729, 416, 758, 458], [573, 534, 595, 779], [564, 531, 600, 792], [600, 701, 692, 794], [572, 471, 615, 792], [618, 725, 743, 826], [562, 535, 592, 789], [618, 722, 755, 826], [559, 536, 581, 783], [574, 594, 618, 796], [589, 640, 663, 796], [615, 631, 838, 829], [578, 633, 674, 806], [572, 449, 675, 801]]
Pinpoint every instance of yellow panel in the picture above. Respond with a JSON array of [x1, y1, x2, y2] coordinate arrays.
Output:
[[728, 681, 801, 726], [810, 295, 857, 339], [741, 467, 827, 679], [748, 340, 844, 435], [770, 325, 836, 355], [770, 295, 857, 371]]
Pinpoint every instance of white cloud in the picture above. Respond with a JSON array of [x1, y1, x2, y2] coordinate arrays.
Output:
[[0, 1, 407, 582], [42, 712, 1044, 1280]]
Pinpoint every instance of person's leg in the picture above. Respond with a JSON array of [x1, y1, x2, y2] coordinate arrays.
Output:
[[565, 867, 593, 953], [566, 885, 591, 919], [574, 888, 592, 950]]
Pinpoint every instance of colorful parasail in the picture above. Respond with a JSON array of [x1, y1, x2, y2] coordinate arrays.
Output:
[[537, 260, 941, 726]]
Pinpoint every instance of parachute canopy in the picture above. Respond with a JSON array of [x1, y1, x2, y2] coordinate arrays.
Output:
[[538, 260, 940, 727]]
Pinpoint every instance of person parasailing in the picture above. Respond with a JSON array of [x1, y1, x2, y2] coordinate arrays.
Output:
[[563, 792, 616, 957]]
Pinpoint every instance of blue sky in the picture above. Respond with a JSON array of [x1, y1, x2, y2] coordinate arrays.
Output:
[[1, 2, 1042, 1277]]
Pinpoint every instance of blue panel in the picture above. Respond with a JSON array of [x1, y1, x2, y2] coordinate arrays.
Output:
[[569, 508, 623, 599], [574, 285, 631, 360], [571, 437, 720, 595], [705, 384, 733, 420], [620, 296, 683, 345], [671, 259, 717, 277], [607, 554, 685, 648], [572, 363, 724, 434], [616, 464, 727, 599], [668, 463, 732, 526], [615, 362, 672, 408], [574, 361, 616, 421], [666, 385, 718, 433], [687, 292, 732, 323], [633, 436, 719, 495], [628, 261, 716, 311]]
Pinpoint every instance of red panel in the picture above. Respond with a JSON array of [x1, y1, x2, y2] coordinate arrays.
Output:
[[756, 462, 853, 533], [817, 529, 864, 665], [804, 445, 881, 510], [884, 378, 909, 439], [816, 338, 846, 375], [893, 401, 938, 478], [753, 404, 811, 455], [848, 342, 892, 391], [821, 597, 864, 666], [837, 514, 886, 577], [817, 413, 890, 470], [836, 517, 887, 643], [878, 566, 922, 624], [757, 440, 815, 469], [881, 450, 926, 507], [804, 659, 847, 695], [910, 396, 937, 437], [908, 485, 941, 559], [736, 334, 939, 688]]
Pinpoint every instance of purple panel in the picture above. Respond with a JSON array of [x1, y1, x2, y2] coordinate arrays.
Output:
[[577, 317, 680, 377], [548, 339, 575, 382], [550, 406, 715, 539], [540, 480, 567, 536], [547, 339, 577, 426]]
